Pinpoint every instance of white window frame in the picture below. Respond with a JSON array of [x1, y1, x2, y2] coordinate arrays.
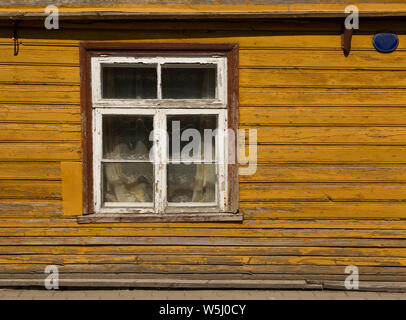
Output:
[[91, 56, 227, 107], [91, 55, 228, 215]]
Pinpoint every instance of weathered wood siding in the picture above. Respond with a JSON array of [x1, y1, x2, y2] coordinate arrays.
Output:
[[1, 18, 406, 289]]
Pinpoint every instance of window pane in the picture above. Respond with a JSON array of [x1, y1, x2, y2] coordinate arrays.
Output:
[[167, 114, 217, 161], [103, 162, 153, 203], [103, 115, 153, 161], [102, 65, 157, 99], [162, 64, 216, 99], [167, 164, 216, 203]]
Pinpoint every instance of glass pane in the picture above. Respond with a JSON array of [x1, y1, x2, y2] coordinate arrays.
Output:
[[167, 114, 217, 161], [103, 115, 153, 161], [103, 163, 153, 203], [162, 64, 216, 99], [167, 164, 217, 203], [102, 65, 157, 99]]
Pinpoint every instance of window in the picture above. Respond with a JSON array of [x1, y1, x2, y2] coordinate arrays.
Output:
[[79, 43, 239, 223]]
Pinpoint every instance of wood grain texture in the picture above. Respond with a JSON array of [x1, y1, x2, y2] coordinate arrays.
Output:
[[240, 183, 406, 202], [0, 19, 405, 290], [2, 2, 406, 20], [250, 127, 406, 145], [3, 218, 406, 230], [251, 145, 406, 163], [0, 143, 81, 161], [240, 50, 406, 69], [240, 165, 406, 183], [0, 200, 62, 217], [240, 88, 406, 107], [240, 69, 406, 89], [0, 65, 79, 85], [0, 85, 80, 105], [0, 162, 60, 180], [61, 162, 82, 216], [0, 180, 61, 200], [241, 202, 406, 219], [0, 106, 80, 124], [0, 123, 80, 142], [240, 107, 406, 126]]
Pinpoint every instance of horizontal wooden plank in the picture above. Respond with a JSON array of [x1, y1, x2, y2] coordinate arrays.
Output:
[[1, 245, 406, 258], [0, 2, 401, 18], [252, 126, 406, 145], [0, 274, 404, 288], [0, 180, 61, 200], [0, 254, 404, 266], [0, 263, 403, 275], [0, 106, 81, 124], [240, 50, 406, 69], [0, 65, 79, 85], [0, 272, 404, 283], [0, 200, 61, 217], [241, 202, 406, 219], [0, 237, 405, 247], [240, 107, 406, 126], [240, 183, 406, 202], [0, 278, 322, 289], [0, 123, 81, 142], [0, 85, 80, 105], [0, 162, 60, 180], [241, 165, 406, 183], [4, 218, 406, 230], [240, 88, 406, 107], [0, 45, 79, 66], [0, 273, 361, 282], [249, 145, 406, 163], [0, 143, 81, 161], [240, 69, 406, 88], [1, 227, 406, 238]]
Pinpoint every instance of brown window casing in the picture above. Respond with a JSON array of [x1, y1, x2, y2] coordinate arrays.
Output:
[[78, 42, 240, 223]]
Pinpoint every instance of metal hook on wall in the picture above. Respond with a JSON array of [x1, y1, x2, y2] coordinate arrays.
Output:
[[341, 23, 354, 57], [13, 20, 21, 56]]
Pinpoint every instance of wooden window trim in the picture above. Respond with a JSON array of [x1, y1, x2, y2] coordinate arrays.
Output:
[[78, 42, 240, 223]]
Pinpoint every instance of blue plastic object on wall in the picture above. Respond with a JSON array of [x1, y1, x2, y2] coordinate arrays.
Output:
[[373, 33, 399, 53]]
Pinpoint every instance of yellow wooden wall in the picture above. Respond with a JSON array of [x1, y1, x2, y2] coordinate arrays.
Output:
[[1, 18, 406, 289]]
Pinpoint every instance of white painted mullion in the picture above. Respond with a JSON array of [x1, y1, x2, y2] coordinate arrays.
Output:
[[218, 109, 228, 211], [153, 111, 160, 213], [215, 57, 227, 105], [93, 109, 103, 213], [91, 58, 102, 105], [160, 110, 168, 213], [154, 110, 167, 214], [221, 57, 228, 105], [157, 63, 162, 100]]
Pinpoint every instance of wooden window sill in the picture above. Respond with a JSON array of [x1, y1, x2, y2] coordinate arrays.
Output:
[[77, 212, 243, 223]]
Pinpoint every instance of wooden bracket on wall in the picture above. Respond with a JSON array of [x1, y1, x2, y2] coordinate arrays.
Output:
[[341, 24, 354, 57]]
